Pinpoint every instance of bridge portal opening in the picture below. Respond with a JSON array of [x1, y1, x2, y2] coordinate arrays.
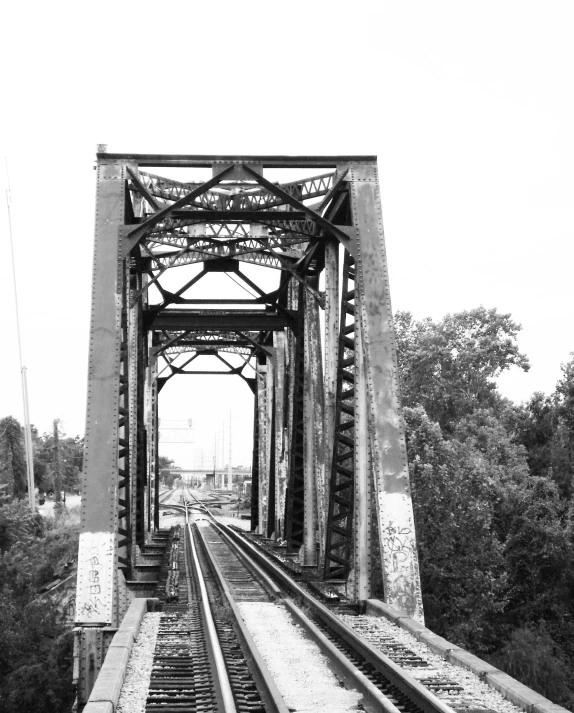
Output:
[[75, 153, 425, 701]]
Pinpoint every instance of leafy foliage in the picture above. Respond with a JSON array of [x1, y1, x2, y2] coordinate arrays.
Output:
[[490, 625, 574, 707], [0, 417, 28, 499], [159, 455, 178, 487], [405, 406, 508, 650], [395, 307, 530, 430], [0, 498, 78, 712], [33, 427, 83, 496], [510, 355, 574, 500], [398, 309, 574, 706]]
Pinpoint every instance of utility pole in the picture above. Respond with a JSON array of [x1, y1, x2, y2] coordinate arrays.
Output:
[[228, 410, 233, 491], [5, 159, 35, 511], [52, 419, 64, 510]]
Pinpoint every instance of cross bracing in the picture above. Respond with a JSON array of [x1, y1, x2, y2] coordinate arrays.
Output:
[[74, 150, 425, 706]]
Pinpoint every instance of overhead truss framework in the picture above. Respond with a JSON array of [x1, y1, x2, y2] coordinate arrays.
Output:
[[74, 150, 424, 703]]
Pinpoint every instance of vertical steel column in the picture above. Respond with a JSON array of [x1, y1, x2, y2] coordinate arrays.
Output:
[[284, 283, 305, 552], [324, 251, 357, 580], [117, 270, 131, 577], [135, 281, 147, 549], [266, 358, 275, 536], [76, 159, 126, 629], [352, 313, 371, 600], [250, 387, 260, 531], [144, 348, 157, 535], [128, 275, 139, 565], [323, 238, 339, 504], [256, 362, 271, 536], [273, 331, 287, 540], [349, 166, 424, 622], [303, 293, 317, 565], [304, 281, 326, 566]]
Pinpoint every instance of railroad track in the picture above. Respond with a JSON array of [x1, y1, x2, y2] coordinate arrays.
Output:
[[145, 504, 287, 713], [181, 491, 461, 713], [144, 491, 494, 713], [200, 517, 458, 713]]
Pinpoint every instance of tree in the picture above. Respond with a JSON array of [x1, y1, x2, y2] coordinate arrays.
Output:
[[396, 311, 574, 701], [159, 455, 175, 487], [0, 497, 78, 711], [33, 428, 83, 496], [405, 406, 508, 651], [395, 307, 530, 431], [0, 417, 27, 500], [513, 356, 574, 499], [552, 354, 574, 497]]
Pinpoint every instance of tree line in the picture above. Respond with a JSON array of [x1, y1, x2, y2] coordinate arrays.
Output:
[[0, 420, 81, 711], [0, 418, 83, 504], [396, 306, 574, 706]]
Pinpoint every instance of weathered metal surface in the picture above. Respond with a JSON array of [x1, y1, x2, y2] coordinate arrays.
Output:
[[323, 238, 339, 494], [303, 290, 318, 566], [251, 389, 260, 531], [78, 153, 425, 676], [145, 347, 158, 534], [352, 315, 371, 601], [324, 251, 357, 580], [100, 151, 378, 168], [304, 281, 327, 567], [257, 363, 270, 536], [128, 275, 139, 568], [76, 160, 125, 626], [146, 309, 291, 331], [273, 331, 287, 539], [284, 284, 305, 552], [348, 169, 424, 622]]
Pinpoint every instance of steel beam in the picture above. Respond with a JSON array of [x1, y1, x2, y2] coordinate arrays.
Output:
[[256, 363, 271, 536], [145, 347, 158, 533], [76, 160, 126, 628], [146, 310, 291, 331], [323, 238, 339, 530], [273, 331, 287, 540], [324, 251, 357, 581], [304, 280, 326, 567], [348, 169, 424, 622], [284, 283, 305, 552], [78, 154, 426, 702], [352, 315, 371, 601], [100, 152, 377, 168]]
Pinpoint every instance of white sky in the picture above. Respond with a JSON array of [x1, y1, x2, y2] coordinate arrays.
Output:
[[1, 1, 573, 468]]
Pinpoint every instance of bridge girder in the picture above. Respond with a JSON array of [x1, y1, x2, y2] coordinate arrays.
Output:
[[74, 150, 424, 706]]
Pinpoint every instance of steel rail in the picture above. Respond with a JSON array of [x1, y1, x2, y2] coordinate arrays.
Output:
[[192, 518, 290, 713], [184, 506, 237, 713], [215, 523, 457, 713], [180, 489, 451, 713], [205, 520, 407, 713]]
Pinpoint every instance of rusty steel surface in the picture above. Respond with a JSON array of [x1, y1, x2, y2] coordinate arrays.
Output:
[[76, 150, 424, 700], [76, 162, 125, 627], [349, 170, 424, 622], [98, 152, 378, 167]]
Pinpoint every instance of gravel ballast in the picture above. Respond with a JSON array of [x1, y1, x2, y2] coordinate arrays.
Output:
[[116, 612, 162, 713], [239, 601, 364, 712], [340, 614, 523, 713]]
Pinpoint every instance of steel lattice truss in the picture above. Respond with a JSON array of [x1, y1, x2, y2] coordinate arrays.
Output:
[[74, 150, 425, 707]]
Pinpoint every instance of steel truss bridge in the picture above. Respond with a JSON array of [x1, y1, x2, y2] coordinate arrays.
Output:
[[74, 150, 424, 701]]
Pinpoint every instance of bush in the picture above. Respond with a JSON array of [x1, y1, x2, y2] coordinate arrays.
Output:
[[490, 626, 574, 708], [0, 499, 78, 711]]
